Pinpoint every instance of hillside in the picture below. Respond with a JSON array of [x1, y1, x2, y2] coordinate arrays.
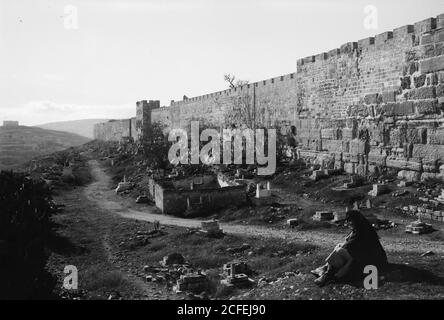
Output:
[[35, 119, 109, 139], [0, 126, 90, 170]]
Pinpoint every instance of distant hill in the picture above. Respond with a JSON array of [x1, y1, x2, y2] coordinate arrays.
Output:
[[35, 119, 109, 139], [0, 125, 90, 171]]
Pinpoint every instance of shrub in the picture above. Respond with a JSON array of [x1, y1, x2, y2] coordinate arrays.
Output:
[[0, 171, 56, 299]]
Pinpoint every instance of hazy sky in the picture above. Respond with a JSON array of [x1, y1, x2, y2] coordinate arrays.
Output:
[[1, 0, 443, 125]]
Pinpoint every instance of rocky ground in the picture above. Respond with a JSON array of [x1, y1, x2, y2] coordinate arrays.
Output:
[[43, 145, 444, 300]]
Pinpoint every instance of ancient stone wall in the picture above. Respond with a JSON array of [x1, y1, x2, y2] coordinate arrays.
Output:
[[150, 73, 297, 132], [93, 118, 136, 141], [136, 100, 160, 139], [94, 13, 444, 181], [300, 15, 444, 181]]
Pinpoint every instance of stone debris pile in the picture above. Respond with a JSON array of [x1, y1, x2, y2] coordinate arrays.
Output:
[[143, 253, 210, 295], [405, 220, 434, 235], [401, 204, 444, 221]]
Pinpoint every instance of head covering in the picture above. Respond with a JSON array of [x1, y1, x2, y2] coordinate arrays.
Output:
[[345, 210, 379, 240]]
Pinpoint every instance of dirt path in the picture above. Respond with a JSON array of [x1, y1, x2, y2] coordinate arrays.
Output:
[[85, 160, 444, 254], [100, 232, 176, 300]]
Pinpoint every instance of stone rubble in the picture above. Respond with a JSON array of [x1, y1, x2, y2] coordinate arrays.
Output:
[[405, 220, 434, 235]]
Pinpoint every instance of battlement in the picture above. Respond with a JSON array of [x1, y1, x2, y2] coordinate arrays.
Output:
[[168, 72, 296, 108], [296, 13, 444, 72], [136, 100, 160, 110]]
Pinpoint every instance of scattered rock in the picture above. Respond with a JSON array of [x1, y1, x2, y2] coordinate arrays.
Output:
[[136, 195, 152, 204], [421, 250, 435, 257]]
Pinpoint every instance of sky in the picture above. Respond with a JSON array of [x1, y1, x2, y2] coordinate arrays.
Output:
[[1, 0, 444, 126]]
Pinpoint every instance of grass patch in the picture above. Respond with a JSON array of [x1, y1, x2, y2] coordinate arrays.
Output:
[[83, 265, 129, 292]]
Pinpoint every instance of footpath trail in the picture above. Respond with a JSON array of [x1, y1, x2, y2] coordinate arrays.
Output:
[[85, 160, 444, 254]]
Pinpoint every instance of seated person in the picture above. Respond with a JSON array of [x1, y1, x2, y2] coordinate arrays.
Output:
[[311, 210, 388, 286]]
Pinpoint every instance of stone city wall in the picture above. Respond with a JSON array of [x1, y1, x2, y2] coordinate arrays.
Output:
[[94, 13, 444, 181]]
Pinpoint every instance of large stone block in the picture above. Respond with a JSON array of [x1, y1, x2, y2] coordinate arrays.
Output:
[[414, 74, 427, 88], [421, 172, 444, 182], [321, 128, 339, 140], [427, 128, 444, 145], [406, 128, 426, 144], [364, 93, 380, 105], [349, 139, 366, 156], [401, 76, 411, 90], [355, 164, 367, 176], [421, 34, 434, 45], [407, 87, 436, 100], [437, 29, 444, 42], [342, 128, 355, 140], [386, 158, 421, 171], [419, 55, 444, 74], [415, 100, 439, 115], [368, 148, 387, 166], [412, 144, 444, 161], [438, 14, 444, 28], [398, 170, 421, 182], [397, 102, 416, 115], [437, 84, 444, 97], [322, 139, 343, 152], [378, 102, 414, 116], [422, 159, 438, 173], [381, 91, 396, 103], [344, 162, 355, 174], [389, 128, 402, 146], [414, 18, 436, 34]]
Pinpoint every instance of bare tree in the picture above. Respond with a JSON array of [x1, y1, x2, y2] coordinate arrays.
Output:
[[224, 73, 249, 89]]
